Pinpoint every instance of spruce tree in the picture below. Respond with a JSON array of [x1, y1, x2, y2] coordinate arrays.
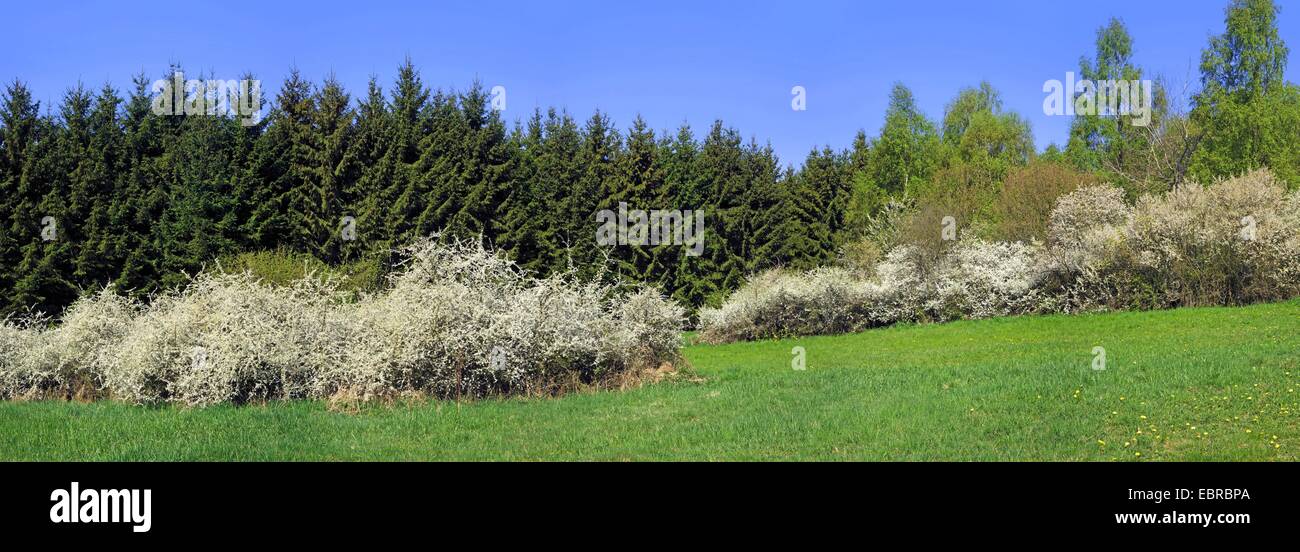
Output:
[[774, 165, 830, 270], [534, 109, 583, 273], [739, 140, 790, 272], [299, 75, 354, 262], [0, 80, 42, 314], [571, 111, 619, 276], [73, 84, 126, 288], [662, 124, 704, 307], [343, 77, 396, 259], [11, 86, 91, 313], [386, 60, 435, 243], [793, 147, 843, 266], [409, 91, 461, 240], [113, 74, 171, 298], [696, 121, 747, 304], [453, 83, 515, 242], [497, 110, 548, 273], [155, 76, 242, 289], [605, 115, 661, 278], [244, 69, 313, 252]]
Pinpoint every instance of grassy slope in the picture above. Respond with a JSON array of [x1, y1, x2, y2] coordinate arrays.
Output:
[[2, 300, 1297, 461]]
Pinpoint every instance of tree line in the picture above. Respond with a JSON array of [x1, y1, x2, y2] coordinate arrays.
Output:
[[1, 0, 1296, 318]]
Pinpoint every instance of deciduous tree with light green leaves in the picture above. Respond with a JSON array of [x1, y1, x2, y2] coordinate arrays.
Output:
[[939, 81, 1034, 184], [1190, 0, 1300, 188], [1065, 19, 1151, 175], [868, 83, 940, 198]]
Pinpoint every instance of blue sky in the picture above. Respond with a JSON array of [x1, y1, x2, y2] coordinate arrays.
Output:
[[3, 0, 1297, 166]]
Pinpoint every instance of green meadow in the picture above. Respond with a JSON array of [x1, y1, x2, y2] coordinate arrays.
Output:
[[2, 300, 1297, 461]]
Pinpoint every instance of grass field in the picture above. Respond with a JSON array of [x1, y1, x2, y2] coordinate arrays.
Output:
[[2, 300, 1297, 461]]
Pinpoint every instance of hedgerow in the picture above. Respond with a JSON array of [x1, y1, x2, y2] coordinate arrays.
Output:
[[0, 238, 683, 406], [700, 170, 1300, 343]]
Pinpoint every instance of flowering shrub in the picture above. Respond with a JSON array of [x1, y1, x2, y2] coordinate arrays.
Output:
[[701, 170, 1300, 343], [863, 245, 930, 324], [1281, 191, 1300, 285], [697, 268, 877, 343], [102, 274, 344, 405], [1046, 184, 1132, 274], [1125, 169, 1300, 306], [699, 240, 1046, 343], [0, 290, 134, 399], [0, 238, 683, 406], [931, 239, 1046, 319], [0, 316, 41, 398]]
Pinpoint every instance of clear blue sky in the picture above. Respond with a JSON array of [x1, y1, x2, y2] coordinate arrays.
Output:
[[4, 0, 1297, 166]]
